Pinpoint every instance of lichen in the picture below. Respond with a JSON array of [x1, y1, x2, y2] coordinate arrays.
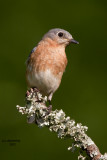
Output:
[[16, 88, 107, 160]]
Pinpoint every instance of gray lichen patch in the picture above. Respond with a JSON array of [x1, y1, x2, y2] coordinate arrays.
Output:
[[16, 88, 107, 160]]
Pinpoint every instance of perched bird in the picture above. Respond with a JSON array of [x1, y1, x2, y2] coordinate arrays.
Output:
[[26, 28, 79, 106]]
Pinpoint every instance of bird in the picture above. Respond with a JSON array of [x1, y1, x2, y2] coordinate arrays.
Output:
[[26, 28, 79, 110]]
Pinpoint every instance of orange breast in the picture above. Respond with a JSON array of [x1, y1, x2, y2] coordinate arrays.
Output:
[[27, 39, 68, 79]]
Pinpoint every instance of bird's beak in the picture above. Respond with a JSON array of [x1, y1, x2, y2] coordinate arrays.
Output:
[[69, 39, 79, 44]]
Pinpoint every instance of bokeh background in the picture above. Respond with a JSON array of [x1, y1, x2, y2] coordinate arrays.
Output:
[[0, 0, 107, 159]]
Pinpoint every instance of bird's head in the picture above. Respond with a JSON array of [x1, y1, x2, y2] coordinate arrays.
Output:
[[42, 28, 79, 47]]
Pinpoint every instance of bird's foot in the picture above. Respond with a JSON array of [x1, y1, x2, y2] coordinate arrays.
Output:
[[26, 87, 43, 103], [26, 87, 40, 96]]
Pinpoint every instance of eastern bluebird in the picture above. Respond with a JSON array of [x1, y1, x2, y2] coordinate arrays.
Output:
[[26, 28, 79, 108]]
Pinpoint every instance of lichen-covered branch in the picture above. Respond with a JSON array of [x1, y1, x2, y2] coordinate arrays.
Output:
[[16, 88, 107, 160]]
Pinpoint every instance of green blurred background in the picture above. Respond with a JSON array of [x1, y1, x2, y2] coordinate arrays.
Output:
[[0, 0, 107, 159]]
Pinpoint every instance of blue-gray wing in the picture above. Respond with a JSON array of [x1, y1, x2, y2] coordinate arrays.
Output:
[[30, 46, 37, 54], [26, 46, 37, 65]]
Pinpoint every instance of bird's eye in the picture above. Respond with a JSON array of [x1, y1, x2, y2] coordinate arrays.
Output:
[[58, 32, 63, 37]]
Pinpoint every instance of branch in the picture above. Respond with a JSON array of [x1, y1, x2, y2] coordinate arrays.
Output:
[[16, 88, 107, 160]]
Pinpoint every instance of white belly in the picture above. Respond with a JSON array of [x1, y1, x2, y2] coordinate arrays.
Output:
[[27, 69, 61, 96]]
